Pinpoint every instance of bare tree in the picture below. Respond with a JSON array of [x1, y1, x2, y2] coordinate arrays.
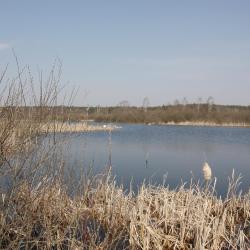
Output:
[[173, 99, 180, 106], [96, 104, 101, 113], [207, 96, 214, 112], [142, 97, 150, 112], [182, 97, 188, 110], [197, 97, 203, 113], [0, 57, 72, 192], [117, 100, 130, 108], [182, 97, 188, 106]]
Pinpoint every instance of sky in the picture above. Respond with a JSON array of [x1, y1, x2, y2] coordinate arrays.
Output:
[[0, 1, 250, 106]]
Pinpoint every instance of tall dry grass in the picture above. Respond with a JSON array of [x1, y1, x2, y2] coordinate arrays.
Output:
[[0, 174, 249, 249]]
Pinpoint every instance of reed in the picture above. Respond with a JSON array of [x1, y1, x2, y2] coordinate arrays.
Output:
[[0, 173, 249, 249], [203, 162, 212, 181]]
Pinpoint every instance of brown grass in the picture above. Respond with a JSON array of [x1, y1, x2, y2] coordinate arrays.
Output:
[[0, 174, 249, 249]]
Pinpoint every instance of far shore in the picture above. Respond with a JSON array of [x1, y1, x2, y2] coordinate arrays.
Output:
[[39, 120, 250, 133], [147, 121, 250, 128], [41, 122, 120, 133]]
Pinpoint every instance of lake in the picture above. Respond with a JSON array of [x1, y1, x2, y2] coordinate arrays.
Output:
[[61, 123, 250, 197]]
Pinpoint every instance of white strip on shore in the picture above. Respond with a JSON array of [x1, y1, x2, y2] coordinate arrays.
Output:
[[41, 122, 121, 133], [147, 121, 250, 128]]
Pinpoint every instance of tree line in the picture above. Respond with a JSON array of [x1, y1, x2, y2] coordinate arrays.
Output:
[[49, 100, 250, 125]]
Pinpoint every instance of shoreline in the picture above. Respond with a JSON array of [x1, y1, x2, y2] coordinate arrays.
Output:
[[40, 121, 250, 133], [41, 122, 120, 133], [147, 121, 250, 128]]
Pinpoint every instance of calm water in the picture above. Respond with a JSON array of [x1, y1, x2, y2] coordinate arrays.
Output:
[[61, 124, 250, 197]]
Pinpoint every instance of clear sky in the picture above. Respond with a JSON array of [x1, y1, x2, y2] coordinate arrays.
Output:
[[0, 1, 250, 106]]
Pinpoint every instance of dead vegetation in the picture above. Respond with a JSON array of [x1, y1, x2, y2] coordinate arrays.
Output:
[[0, 174, 249, 249]]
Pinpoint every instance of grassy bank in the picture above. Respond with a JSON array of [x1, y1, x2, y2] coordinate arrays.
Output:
[[0, 174, 249, 249]]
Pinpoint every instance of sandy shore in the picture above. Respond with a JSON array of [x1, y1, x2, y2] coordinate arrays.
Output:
[[40, 121, 250, 132], [148, 121, 250, 128], [41, 122, 120, 133]]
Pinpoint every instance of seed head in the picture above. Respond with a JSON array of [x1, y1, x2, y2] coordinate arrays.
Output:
[[203, 162, 212, 181]]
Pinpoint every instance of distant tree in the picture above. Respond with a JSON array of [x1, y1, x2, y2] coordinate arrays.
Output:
[[182, 97, 188, 106], [207, 96, 214, 112], [118, 100, 130, 108], [86, 105, 90, 120], [173, 99, 180, 106], [197, 97, 203, 113], [182, 97, 188, 110], [96, 105, 101, 113], [142, 97, 150, 112]]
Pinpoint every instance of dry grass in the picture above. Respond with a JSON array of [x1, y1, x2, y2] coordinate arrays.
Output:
[[40, 122, 119, 133], [0, 174, 249, 249]]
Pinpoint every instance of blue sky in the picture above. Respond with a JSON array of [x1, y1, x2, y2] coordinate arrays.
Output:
[[0, 1, 250, 106]]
